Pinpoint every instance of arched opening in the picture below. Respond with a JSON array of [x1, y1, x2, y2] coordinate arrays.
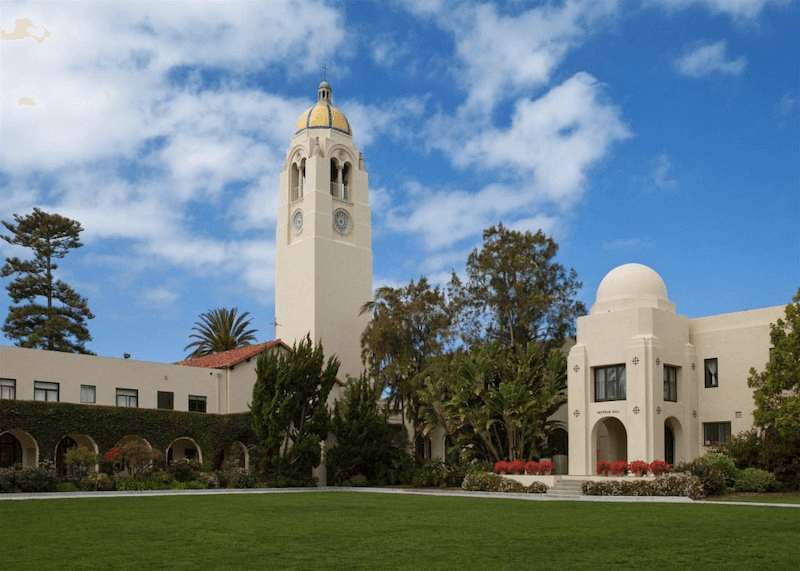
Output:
[[221, 441, 249, 471], [290, 159, 306, 201], [0, 430, 38, 468], [341, 162, 351, 200], [166, 437, 202, 466], [414, 435, 432, 462], [0, 432, 22, 468], [114, 435, 155, 477], [592, 417, 627, 472], [55, 433, 99, 477], [664, 416, 683, 465], [549, 428, 569, 474]]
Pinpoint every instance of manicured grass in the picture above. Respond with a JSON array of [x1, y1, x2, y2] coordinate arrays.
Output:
[[3, 492, 799, 569], [711, 493, 800, 504]]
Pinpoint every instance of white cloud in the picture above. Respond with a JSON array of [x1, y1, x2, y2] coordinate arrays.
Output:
[[675, 40, 747, 77], [430, 73, 631, 204], [651, 154, 680, 190], [0, 0, 347, 303], [648, 0, 793, 20], [448, 0, 618, 112]]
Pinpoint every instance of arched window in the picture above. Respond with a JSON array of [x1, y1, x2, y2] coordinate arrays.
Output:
[[341, 162, 351, 200]]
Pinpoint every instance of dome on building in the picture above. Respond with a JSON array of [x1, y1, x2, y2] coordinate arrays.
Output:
[[591, 263, 675, 314], [295, 80, 352, 136]]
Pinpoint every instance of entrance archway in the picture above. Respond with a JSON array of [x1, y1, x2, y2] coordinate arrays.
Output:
[[55, 433, 99, 477], [0, 430, 38, 468], [664, 417, 683, 465], [167, 437, 202, 465], [592, 417, 627, 472], [549, 428, 569, 474], [0, 432, 22, 467]]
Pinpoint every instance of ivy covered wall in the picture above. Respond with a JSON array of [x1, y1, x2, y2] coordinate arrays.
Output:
[[0, 400, 256, 470]]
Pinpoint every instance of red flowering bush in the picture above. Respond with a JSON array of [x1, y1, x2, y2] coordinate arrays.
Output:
[[539, 460, 554, 475], [609, 460, 628, 476], [494, 461, 510, 474], [628, 460, 649, 476], [509, 459, 526, 474], [649, 460, 671, 476], [596, 460, 611, 476], [103, 447, 123, 463], [524, 461, 540, 475]]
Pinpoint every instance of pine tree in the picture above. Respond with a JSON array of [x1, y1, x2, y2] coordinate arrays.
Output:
[[1, 208, 94, 354]]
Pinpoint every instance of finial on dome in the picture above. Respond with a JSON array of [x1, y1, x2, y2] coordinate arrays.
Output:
[[318, 65, 331, 104]]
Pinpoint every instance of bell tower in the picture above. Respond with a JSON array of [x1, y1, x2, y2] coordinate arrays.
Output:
[[275, 80, 372, 383]]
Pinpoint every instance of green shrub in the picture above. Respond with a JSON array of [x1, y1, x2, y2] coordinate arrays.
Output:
[[113, 475, 146, 491], [172, 480, 205, 490], [344, 474, 369, 487], [674, 451, 736, 496], [197, 472, 219, 489], [226, 467, 255, 489], [81, 472, 113, 491], [14, 466, 58, 493], [56, 482, 80, 493], [168, 458, 202, 482], [0, 467, 17, 493], [734, 468, 780, 493], [411, 460, 449, 488], [142, 470, 175, 490]]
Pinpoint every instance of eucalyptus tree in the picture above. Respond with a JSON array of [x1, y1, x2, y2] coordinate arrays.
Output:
[[360, 277, 453, 434], [449, 223, 585, 349], [1, 208, 94, 353], [184, 307, 258, 359]]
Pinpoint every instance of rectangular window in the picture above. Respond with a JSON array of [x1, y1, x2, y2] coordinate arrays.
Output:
[[157, 391, 174, 410], [703, 422, 731, 446], [0, 378, 15, 400], [116, 388, 138, 408], [594, 364, 626, 402], [704, 358, 718, 388], [664, 365, 678, 402], [188, 395, 207, 413], [80, 384, 96, 404], [34, 381, 59, 402]]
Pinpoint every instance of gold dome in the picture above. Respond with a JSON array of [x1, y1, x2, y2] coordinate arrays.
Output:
[[295, 80, 352, 136]]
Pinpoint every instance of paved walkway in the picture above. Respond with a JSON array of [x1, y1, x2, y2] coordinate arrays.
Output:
[[1, 486, 797, 507]]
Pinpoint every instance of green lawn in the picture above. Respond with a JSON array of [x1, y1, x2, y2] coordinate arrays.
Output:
[[3, 492, 798, 569]]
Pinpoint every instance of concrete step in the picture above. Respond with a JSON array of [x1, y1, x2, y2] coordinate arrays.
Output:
[[546, 479, 585, 497]]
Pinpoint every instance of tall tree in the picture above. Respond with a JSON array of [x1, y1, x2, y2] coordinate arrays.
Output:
[[360, 277, 452, 435], [745, 288, 800, 487], [327, 375, 411, 486], [184, 307, 257, 359], [449, 223, 586, 349], [251, 335, 338, 486], [417, 341, 567, 463], [1, 208, 94, 354]]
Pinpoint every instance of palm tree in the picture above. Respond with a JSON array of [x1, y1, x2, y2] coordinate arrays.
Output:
[[184, 308, 258, 359]]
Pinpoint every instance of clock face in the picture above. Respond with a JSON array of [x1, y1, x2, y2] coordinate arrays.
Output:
[[333, 209, 351, 234], [293, 210, 303, 232]]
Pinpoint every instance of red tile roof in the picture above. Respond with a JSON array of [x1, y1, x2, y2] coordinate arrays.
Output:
[[175, 340, 290, 369]]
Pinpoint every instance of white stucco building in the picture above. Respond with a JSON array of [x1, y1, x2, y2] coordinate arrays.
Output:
[[0, 82, 786, 477], [565, 263, 782, 475]]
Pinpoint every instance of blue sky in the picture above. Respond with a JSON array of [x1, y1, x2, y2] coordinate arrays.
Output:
[[1, 0, 798, 364]]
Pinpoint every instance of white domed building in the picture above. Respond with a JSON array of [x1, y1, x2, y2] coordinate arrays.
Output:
[[566, 263, 783, 475]]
